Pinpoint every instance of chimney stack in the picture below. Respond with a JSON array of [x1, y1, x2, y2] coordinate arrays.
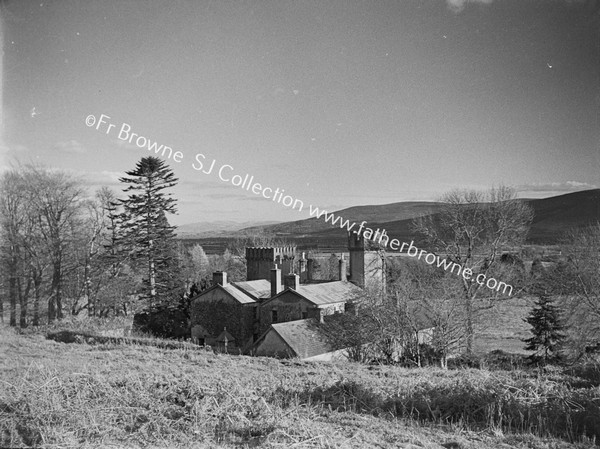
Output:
[[339, 256, 347, 281], [298, 252, 307, 283], [213, 271, 228, 286], [284, 273, 300, 290], [307, 258, 314, 282], [271, 266, 283, 297]]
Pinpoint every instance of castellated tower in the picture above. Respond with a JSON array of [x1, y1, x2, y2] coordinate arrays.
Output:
[[348, 232, 386, 293], [245, 246, 297, 281]]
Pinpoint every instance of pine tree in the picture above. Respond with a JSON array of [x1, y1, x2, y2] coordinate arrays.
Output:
[[118, 156, 179, 306], [522, 288, 566, 365]]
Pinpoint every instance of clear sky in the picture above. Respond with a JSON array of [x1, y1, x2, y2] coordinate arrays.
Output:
[[1, 0, 598, 225]]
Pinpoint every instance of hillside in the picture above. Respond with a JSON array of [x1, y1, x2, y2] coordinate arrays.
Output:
[[177, 190, 599, 252], [526, 189, 600, 243], [243, 189, 600, 250], [1, 322, 598, 448], [177, 220, 279, 238], [242, 201, 443, 237]]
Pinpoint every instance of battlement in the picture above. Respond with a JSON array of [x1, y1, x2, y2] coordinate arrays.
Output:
[[245, 246, 297, 261], [246, 246, 297, 281]]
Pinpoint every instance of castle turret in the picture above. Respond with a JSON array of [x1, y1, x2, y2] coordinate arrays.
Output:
[[348, 232, 386, 294], [348, 232, 366, 287], [246, 246, 297, 281]]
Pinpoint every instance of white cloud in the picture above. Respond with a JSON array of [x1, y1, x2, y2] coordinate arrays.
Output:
[[446, 0, 493, 13], [516, 181, 598, 198]]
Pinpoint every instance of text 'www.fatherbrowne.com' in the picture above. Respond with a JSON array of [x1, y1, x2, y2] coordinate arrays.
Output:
[[306, 205, 514, 296], [85, 112, 513, 296]]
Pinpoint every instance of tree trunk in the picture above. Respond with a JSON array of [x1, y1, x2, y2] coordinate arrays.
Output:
[[465, 296, 474, 354], [84, 251, 94, 317], [149, 238, 156, 305], [19, 277, 32, 328], [9, 274, 17, 327], [52, 253, 63, 320], [33, 272, 41, 326], [47, 293, 56, 323]]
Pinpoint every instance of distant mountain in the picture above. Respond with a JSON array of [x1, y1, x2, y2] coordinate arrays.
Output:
[[179, 189, 600, 250], [242, 201, 443, 236], [240, 189, 600, 247], [176, 220, 280, 238], [526, 189, 600, 243]]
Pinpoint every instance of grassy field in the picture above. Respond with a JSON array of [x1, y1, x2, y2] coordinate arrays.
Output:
[[1, 320, 599, 449], [473, 296, 536, 356]]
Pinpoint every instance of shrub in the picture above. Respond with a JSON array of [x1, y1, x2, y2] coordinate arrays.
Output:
[[132, 306, 189, 339]]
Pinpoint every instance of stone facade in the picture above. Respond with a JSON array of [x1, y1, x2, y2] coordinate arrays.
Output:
[[245, 247, 296, 281], [190, 234, 385, 355], [189, 286, 257, 350]]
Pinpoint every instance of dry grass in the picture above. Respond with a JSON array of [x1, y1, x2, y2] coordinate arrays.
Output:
[[1, 322, 598, 449], [473, 296, 536, 355]]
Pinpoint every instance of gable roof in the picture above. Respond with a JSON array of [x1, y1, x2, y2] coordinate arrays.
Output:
[[220, 283, 256, 304], [232, 279, 271, 300], [193, 283, 256, 305], [269, 319, 333, 359], [292, 281, 362, 306]]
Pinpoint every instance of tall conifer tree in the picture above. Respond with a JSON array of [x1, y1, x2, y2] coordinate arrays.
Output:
[[522, 287, 566, 365], [118, 157, 179, 306]]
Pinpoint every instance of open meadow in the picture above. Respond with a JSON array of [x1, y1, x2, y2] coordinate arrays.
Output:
[[1, 320, 599, 449]]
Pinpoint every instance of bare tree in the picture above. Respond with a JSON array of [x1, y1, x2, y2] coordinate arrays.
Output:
[[319, 292, 381, 363], [0, 170, 30, 326], [549, 223, 600, 355], [390, 260, 464, 368], [413, 186, 533, 353], [26, 166, 86, 322]]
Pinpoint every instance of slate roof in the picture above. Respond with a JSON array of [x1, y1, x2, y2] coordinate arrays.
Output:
[[196, 279, 361, 307], [194, 279, 273, 305], [232, 279, 271, 300], [219, 284, 256, 304], [269, 319, 333, 359], [291, 281, 362, 306]]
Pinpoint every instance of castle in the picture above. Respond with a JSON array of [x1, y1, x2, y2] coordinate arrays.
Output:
[[189, 232, 387, 357]]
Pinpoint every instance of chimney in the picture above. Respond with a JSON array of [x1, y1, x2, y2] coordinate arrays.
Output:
[[271, 266, 283, 297], [298, 252, 307, 282], [284, 273, 300, 290], [348, 232, 365, 287], [339, 256, 347, 281], [213, 271, 228, 286]]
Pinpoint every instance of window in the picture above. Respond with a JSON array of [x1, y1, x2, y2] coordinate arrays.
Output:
[[271, 309, 278, 323], [301, 311, 308, 319]]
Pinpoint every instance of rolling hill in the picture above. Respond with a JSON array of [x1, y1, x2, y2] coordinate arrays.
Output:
[[176, 220, 279, 238], [179, 189, 600, 252], [246, 189, 600, 249], [526, 189, 600, 243]]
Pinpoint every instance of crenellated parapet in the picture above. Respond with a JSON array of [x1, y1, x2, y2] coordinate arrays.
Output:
[[245, 246, 297, 261], [246, 246, 297, 281]]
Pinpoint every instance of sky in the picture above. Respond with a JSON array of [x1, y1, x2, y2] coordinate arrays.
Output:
[[1, 0, 598, 226]]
